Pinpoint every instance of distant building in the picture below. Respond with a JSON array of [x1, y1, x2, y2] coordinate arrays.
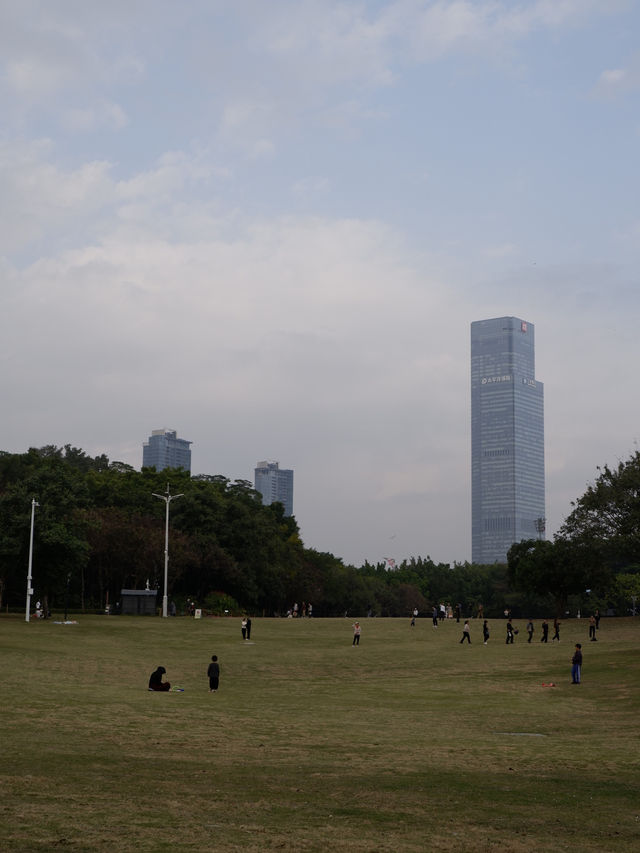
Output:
[[254, 461, 294, 516], [471, 317, 545, 564], [142, 429, 192, 473]]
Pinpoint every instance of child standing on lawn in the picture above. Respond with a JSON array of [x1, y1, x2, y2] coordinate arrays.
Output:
[[208, 655, 220, 692]]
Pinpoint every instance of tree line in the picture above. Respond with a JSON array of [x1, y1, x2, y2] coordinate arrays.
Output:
[[0, 445, 638, 617]]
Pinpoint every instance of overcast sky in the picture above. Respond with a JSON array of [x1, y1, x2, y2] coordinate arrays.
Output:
[[2, 0, 639, 566]]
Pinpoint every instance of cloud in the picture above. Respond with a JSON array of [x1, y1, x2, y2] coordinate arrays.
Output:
[[376, 0, 616, 63], [593, 54, 640, 98], [0, 141, 233, 258], [0, 140, 114, 255], [63, 100, 128, 132], [292, 176, 330, 195]]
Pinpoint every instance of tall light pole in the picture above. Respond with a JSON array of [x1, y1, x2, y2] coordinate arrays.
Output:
[[152, 484, 183, 618], [25, 498, 39, 623]]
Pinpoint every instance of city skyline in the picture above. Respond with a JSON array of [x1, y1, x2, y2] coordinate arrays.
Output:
[[471, 317, 545, 564], [2, 2, 639, 566]]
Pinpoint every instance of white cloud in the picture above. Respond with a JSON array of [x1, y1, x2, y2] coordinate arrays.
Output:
[[593, 55, 640, 97], [63, 100, 128, 132], [292, 176, 330, 194], [0, 140, 114, 254], [377, 0, 615, 63]]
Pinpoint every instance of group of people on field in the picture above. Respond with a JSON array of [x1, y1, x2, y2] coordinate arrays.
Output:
[[455, 613, 600, 645], [287, 602, 313, 618], [452, 613, 592, 684]]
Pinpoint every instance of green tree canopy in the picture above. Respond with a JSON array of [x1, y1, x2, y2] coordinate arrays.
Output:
[[558, 451, 640, 570]]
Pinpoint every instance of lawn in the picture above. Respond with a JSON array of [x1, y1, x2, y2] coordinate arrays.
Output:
[[0, 614, 638, 852]]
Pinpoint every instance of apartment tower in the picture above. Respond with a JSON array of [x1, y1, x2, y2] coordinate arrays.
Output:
[[142, 429, 192, 473], [254, 461, 294, 517]]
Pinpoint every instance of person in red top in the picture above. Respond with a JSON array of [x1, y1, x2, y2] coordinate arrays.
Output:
[[352, 622, 361, 645]]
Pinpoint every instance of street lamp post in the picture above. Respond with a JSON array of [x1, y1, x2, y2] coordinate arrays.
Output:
[[25, 498, 39, 623], [64, 571, 72, 621], [152, 484, 184, 618]]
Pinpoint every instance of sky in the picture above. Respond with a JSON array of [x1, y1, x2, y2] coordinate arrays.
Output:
[[2, 0, 640, 567]]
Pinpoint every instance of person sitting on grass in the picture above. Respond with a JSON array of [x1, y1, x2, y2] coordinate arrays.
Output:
[[148, 666, 171, 691]]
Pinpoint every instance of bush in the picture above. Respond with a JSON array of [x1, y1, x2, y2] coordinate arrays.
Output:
[[203, 591, 239, 615]]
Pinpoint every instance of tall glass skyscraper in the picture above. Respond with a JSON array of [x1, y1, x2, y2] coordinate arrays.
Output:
[[254, 461, 294, 517], [142, 429, 192, 472], [471, 317, 545, 564]]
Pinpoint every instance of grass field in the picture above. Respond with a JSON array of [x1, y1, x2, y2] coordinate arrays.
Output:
[[1, 614, 639, 852]]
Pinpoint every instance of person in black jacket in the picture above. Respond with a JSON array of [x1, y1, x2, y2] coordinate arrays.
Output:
[[149, 666, 171, 691], [207, 655, 220, 692], [541, 619, 549, 642]]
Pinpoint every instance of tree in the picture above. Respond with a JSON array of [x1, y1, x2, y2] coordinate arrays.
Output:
[[507, 538, 604, 615], [558, 451, 640, 569], [0, 455, 90, 611]]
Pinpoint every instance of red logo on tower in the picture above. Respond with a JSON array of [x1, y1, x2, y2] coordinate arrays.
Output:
[[521, 321, 527, 332]]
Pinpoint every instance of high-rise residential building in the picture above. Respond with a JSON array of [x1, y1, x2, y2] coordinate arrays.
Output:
[[142, 429, 192, 473], [471, 317, 545, 564], [254, 461, 294, 517]]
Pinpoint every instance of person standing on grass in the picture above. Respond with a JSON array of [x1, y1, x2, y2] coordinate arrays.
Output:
[[526, 619, 534, 643], [594, 609, 601, 629], [207, 655, 220, 692], [241, 617, 247, 640], [149, 666, 171, 691], [552, 617, 561, 642], [432, 606, 439, 628], [460, 620, 471, 644], [352, 622, 361, 645], [482, 620, 489, 645], [541, 619, 549, 643], [571, 644, 583, 684], [506, 619, 515, 644], [589, 615, 597, 642]]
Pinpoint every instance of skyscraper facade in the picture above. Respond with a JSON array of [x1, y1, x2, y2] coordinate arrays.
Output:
[[254, 461, 294, 517], [471, 317, 545, 564], [142, 429, 192, 473]]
